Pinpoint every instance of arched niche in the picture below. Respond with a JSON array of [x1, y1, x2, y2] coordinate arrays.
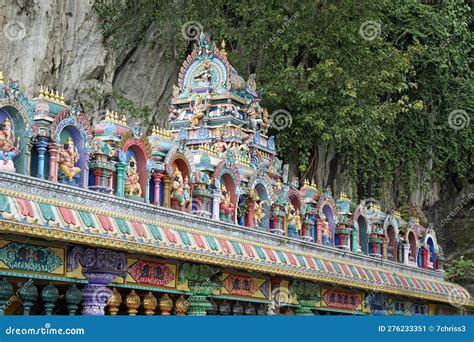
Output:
[[50, 108, 92, 188], [164, 146, 194, 210], [406, 230, 418, 265], [122, 143, 149, 200], [286, 188, 302, 211], [423, 233, 438, 270], [383, 215, 399, 262], [213, 160, 241, 222], [254, 182, 270, 230], [317, 193, 337, 246], [356, 216, 369, 254], [0, 100, 30, 174]]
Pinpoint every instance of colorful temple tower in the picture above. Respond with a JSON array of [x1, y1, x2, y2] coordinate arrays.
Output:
[[0, 35, 469, 316]]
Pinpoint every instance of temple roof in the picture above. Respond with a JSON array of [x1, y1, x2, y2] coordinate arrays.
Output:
[[0, 186, 471, 307]]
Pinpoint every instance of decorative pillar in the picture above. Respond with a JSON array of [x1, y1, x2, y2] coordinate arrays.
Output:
[[290, 281, 319, 316], [163, 176, 171, 208], [143, 292, 157, 315], [178, 263, 220, 316], [351, 230, 358, 252], [302, 217, 314, 242], [152, 172, 163, 205], [382, 239, 388, 259], [212, 189, 221, 220], [316, 220, 323, 244], [47, 143, 59, 181], [19, 280, 37, 316], [125, 290, 141, 315], [403, 243, 410, 265], [67, 246, 127, 316], [107, 288, 122, 315], [115, 161, 127, 197], [65, 285, 82, 315], [159, 294, 173, 315], [36, 139, 49, 179], [41, 282, 59, 315], [0, 277, 13, 315], [145, 172, 150, 203], [246, 199, 255, 227]]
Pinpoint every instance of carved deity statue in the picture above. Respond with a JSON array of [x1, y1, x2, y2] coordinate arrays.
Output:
[[295, 209, 302, 232], [188, 96, 205, 127], [0, 118, 19, 171], [58, 137, 81, 181], [219, 183, 235, 221], [321, 215, 332, 245], [171, 169, 186, 209], [287, 203, 297, 231], [125, 156, 142, 197], [247, 103, 263, 130], [254, 197, 267, 228], [212, 135, 227, 157]]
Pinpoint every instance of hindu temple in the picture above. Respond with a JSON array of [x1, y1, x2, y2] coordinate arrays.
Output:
[[0, 33, 471, 316]]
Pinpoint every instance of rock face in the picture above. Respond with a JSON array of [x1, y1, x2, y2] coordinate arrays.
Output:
[[0, 0, 177, 125], [1, 1, 472, 280]]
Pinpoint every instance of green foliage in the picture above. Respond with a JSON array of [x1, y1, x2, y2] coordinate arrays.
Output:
[[93, 0, 472, 202], [447, 258, 474, 281]]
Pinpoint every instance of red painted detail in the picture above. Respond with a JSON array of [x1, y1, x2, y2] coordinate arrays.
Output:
[[128, 260, 175, 286], [323, 260, 335, 273], [223, 274, 258, 297], [370, 270, 381, 283], [285, 252, 297, 266], [16, 198, 35, 218], [304, 256, 316, 269], [411, 278, 422, 289], [322, 289, 362, 311], [192, 233, 206, 249], [355, 266, 366, 278], [97, 214, 114, 232], [265, 248, 277, 262], [398, 276, 409, 288], [384, 272, 396, 284], [58, 207, 76, 225], [163, 228, 177, 244], [131, 221, 147, 238], [434, 283, 444, 293], [340, 264, 352, 277], [242, 243, 255, 258], [218, 239, 231, 254]]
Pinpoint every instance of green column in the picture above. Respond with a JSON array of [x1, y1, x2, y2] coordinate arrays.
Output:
[[290, 280, 320, 316], [178, 263, 220, 316], [115, 161, 127, 197]]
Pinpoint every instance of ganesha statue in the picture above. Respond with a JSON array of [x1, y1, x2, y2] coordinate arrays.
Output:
[[58, 137, 81, 183], [170, 169, 191, 211], [219, 183, 235, 222], [0, 118, 19, 172], [125, 156, 142, 197]]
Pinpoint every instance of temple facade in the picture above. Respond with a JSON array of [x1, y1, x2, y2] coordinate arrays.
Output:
[[0, 33, 471, 316]]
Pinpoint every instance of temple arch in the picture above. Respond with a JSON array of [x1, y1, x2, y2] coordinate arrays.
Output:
[[213, 160, 240, 222], [406, 230, 418, 266], [0, 98, 31, 174], [383, 215, 399, 262], [317, 192, 337, 246]]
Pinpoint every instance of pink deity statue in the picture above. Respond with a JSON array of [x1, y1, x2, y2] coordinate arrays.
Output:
[[125, 156, 142, 197], [0, 118, 19, 171], [58, 137, 81, 181]]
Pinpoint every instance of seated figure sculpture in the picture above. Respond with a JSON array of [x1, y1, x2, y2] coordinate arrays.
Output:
[[171, 169, 188, 210], [219, 183, 235, 222], [58, 137, 81, 183], [125, 156, 142, 197], [0, 119, 19, 172]]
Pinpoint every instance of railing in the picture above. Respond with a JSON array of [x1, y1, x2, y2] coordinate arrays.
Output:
[[0, 172, 446, 282]]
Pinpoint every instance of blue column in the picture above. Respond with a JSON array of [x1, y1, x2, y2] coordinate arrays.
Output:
[[36, 139, 49, 179]]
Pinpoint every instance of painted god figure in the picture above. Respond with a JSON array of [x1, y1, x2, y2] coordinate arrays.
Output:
[[287, 204, 299, 236], [0, 118, 19, 171], [219, 184, 235, 222], [321, 215, 332, 246], [125, 156, 142, 197], [188, 96, 205, 127], [171, 169, 186, 210], [213, 136, 227, 157], [58, 137, 81, 181], [254, 198, 267, 228]]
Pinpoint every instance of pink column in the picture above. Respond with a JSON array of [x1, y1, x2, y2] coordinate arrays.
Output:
[[48, 143, 59, 181], [152, 172, 163, 206]]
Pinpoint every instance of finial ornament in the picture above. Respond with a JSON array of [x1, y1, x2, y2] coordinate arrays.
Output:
[[0, 71, 4, 85], [221, 40, 227, 55]]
